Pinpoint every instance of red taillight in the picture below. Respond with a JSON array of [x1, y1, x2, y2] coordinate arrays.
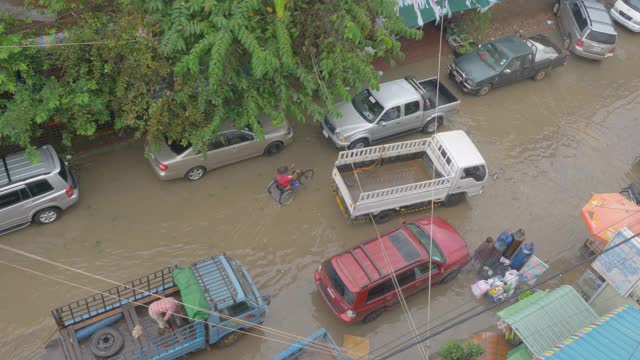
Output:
[[158, 162, 169, 172], [65, 185, 73, 198], [609, 46, 616, 54], [244, 314, 256, 320], [576, 38, 584, 48]]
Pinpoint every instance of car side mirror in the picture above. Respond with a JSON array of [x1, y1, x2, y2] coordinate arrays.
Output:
[[262, 295, 272, 306], [378, 120, 387, 126], [503, 69, 512, 74]]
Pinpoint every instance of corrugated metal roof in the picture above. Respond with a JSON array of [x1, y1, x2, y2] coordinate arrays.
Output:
[[500, 285, 598, 356], [534, 305, 640, 360], [191, 256, 244, 310]]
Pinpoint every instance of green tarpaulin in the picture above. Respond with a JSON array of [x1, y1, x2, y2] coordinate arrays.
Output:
[[398, 0, 500, 28], [173, 267, 211, 321]]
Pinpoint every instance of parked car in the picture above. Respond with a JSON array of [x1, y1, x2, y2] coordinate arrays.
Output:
[[448, 35, 567, 96], [147, 119, 294, 181], [43, 254, 270, 360], [314, 216, 471, 323], [553, 0, 617, 60], [333, 131, 487, 224], [0, 145, 79, 234], [321, 76, 460, 150], [610, 0, 640, 32]]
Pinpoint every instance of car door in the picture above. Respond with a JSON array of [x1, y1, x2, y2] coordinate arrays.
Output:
[[0, 187, 31, 230], [495, 57, 522, 87], [222, 130, 260, 163], [453, 165, 487, 197], [200, 133, 231, 170], [364, 279, 394, 314], [372, 106, 403, 141], [412, 262, 445, 291], [402, 100, 424, 131], [520, 53, 536, 78]]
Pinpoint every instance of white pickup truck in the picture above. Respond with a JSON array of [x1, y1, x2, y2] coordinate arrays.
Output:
[[332, 130, 488, 223]]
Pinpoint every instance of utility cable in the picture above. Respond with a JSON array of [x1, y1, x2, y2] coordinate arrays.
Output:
[[0, 259, 349, 359], [367, 230, 640, 360], [310, 50, 428, 360], [0, 244, 361, 358]]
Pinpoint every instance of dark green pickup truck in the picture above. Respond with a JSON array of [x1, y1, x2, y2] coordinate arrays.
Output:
[[448, 35, 568, 96]]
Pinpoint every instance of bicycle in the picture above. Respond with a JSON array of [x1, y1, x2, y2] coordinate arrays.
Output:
[[267, 169, 314, 205]]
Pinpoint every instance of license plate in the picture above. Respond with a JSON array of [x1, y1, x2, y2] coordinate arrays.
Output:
[[322, 129, 328, 138]]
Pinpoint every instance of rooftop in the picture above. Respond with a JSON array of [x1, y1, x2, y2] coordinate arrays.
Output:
[[534, 305, 640, 360], [493, 35, 533, 58]]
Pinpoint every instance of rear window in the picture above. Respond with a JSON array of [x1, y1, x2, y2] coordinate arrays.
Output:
[[165, 137, 191, 155], [324, 262, 355, 305], [586, 31, 616, 45], [27, 180, 54, 197], [58, 157, 69, 182]]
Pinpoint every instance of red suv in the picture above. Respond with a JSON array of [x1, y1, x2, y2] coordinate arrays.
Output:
[[314, 217, 471, 323]]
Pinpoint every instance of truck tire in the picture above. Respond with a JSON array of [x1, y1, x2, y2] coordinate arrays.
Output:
[[552, 1, 560, 15], [443, 193, 466, 208], [89, 327, 124, 358], [477, 85, 491, 96], [532, 70, 547, 81], [348, 139, 369, 150], [373, 210, 396, 224], [422, 117, 443, 134], [218, 332, 242, 347]]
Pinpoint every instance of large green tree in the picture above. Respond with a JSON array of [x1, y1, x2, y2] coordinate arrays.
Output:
[[1, 0, 421, 153]]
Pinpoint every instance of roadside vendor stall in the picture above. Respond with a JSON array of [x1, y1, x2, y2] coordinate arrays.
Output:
[[582, 193, 640, 254]]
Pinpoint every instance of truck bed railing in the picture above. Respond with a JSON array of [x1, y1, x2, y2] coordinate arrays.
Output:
[[111, 321, 206, 360], [52, 265, 176, 327], [336, 139, 431, 166], [358, 177, 453, 204]]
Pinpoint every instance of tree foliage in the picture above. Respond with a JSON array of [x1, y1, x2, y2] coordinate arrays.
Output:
[[1, 0, 421, 153]]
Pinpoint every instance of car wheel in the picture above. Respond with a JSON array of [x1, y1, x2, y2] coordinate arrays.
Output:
[[217, 332, 242, 347], [362, 309, 384, 324], [373, 210, 396, 224], [532, 70, 547, 81], [279, 190, 295, 206], [477, 85, 491, 96], [552, 1, 560, 15], [443, 193, 466, 208], [264, 142, 284, 156], [439, 269, 461, 284], [90, 327, 124, 357], [34, 207, 62, 225], [348, 139, 369, 150], [422, 117, 443, 134], [185, 166, 206, 181]]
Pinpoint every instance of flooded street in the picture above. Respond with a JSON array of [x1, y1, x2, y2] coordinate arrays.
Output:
[[2, 24, 640, 360]]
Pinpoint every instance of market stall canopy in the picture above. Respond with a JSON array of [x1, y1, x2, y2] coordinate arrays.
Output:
[[498, 286, 598, 358], [534, 305, 640, 360], [581, 193, 640, 247], [398, 0, 500, 28]]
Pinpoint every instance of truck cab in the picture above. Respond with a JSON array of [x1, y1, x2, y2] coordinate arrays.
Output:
[[449, 35, 567, 96], [43, 255, 269, 360]]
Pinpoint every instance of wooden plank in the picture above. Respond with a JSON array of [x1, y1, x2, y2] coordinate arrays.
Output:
[[60, 327, 81, 360], [122, 303, 144, 350], [126, 302, 149, 348], [70, 287, 179, 331]]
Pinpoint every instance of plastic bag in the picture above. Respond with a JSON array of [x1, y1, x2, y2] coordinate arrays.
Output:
[[471, 280, 490, 299], [504, 270, 519, 297]]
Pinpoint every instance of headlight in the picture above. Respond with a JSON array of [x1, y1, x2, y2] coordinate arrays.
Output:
[[335, 131, 348, 142], [345, 310, 357, 319]]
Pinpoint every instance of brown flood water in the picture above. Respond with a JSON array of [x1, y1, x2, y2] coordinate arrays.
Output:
[[2, 28, 640, 360]]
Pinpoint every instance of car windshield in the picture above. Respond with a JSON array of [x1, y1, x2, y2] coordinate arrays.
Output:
[[623, 0, 640, 12], [478, 43, 508, 70], [324, 262, 356, 305], [406, 224, 446, 263], [586, 31, 616, 45], [165, 137, 191, 155], [351, 89, 384, 124]]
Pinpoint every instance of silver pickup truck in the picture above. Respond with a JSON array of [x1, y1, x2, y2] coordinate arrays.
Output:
[[321, 76, 461, 149]]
